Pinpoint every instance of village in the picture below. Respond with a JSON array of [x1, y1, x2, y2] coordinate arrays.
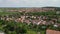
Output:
[[0, 7, 60, 34]]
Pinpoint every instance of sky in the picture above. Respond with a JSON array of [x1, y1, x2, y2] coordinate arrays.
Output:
[[0, 0, 60, 7]]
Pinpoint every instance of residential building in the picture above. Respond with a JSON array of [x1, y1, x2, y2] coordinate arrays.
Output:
[[46, 29, 60, 34]]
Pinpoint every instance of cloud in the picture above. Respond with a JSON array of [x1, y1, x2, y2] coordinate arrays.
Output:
[[0, 0, 60, 7]]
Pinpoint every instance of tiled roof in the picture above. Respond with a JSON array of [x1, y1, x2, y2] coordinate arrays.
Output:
[[46, 29, 60, 34]]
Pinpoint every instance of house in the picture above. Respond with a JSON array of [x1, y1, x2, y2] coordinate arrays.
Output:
[[48, 21, 55, 24], [30, 19, 40, 24], [6, 18, 13, 21], [15, 18, 23, 22], [46, 29, 60, 34], [54, 23, 60, 27], [24, 19, 31, 25]]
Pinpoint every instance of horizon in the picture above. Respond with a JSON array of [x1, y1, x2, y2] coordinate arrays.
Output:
[[0, 6, 58, 8]]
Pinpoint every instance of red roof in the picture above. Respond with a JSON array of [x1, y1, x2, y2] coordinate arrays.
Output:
[[46, 29, 60, 34]]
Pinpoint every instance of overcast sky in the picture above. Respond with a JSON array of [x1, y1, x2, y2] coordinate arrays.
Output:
[[0, 0, 60, 7]]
